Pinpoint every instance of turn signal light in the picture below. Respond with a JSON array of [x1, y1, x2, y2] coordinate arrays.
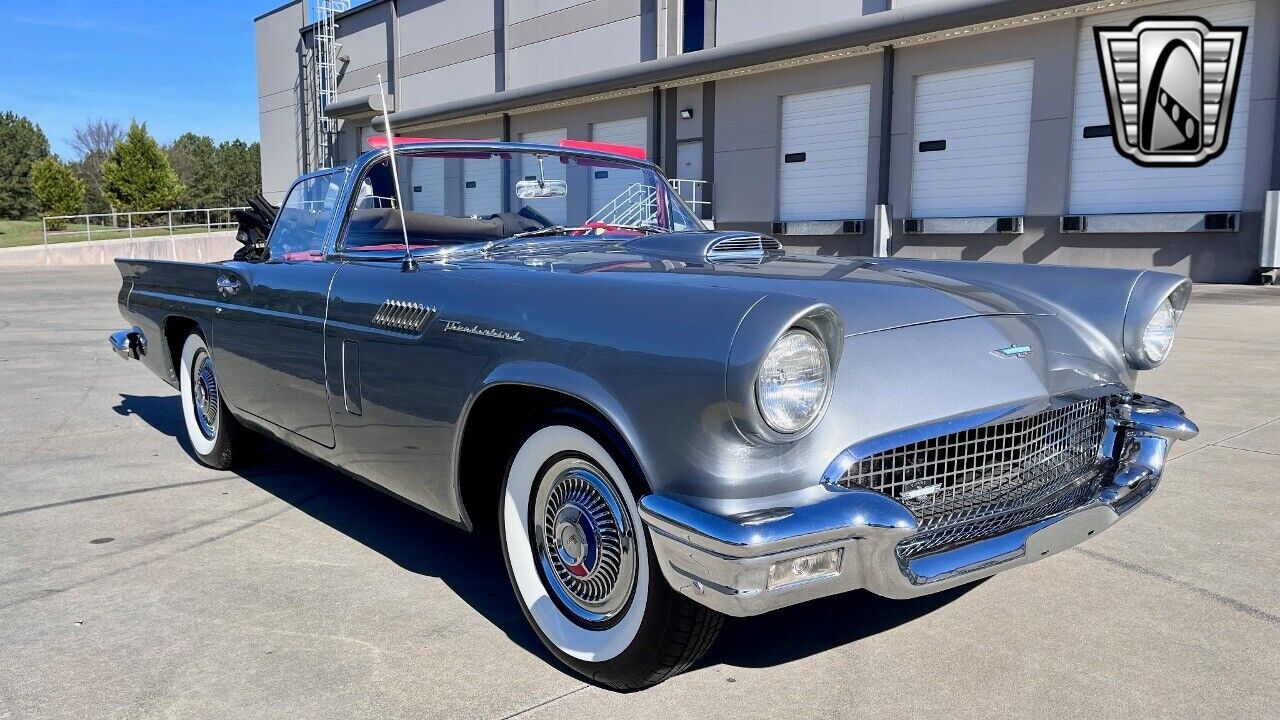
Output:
[[767, 549, 842, 589]]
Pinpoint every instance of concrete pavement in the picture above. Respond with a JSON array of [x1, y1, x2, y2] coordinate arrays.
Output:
[[0, 266, 1276, 719]]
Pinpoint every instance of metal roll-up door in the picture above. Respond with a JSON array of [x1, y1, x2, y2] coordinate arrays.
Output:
[[519, 128, 568, 225], [463, 138, 502, 217], [408, 158, 446, 214], [1068, 0, 1255, 213], [589, 117, 649, 217], [778, 85, 871, 221], [910, 60, 1035, 218]]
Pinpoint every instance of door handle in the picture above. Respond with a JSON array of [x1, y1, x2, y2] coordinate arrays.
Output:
[[216, 275, 240, 295]]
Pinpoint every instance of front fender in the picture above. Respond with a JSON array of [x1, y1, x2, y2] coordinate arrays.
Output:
[[453, 362, 656, 502]]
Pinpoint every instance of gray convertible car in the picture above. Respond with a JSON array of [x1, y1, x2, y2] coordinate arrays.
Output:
[[110, 139, 1198, 689]]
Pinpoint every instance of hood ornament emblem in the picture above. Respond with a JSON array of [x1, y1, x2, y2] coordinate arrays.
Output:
[[993, 344, 1034, 358]]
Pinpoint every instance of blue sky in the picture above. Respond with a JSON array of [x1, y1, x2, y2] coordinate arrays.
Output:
[[0, 0, 360, 158]]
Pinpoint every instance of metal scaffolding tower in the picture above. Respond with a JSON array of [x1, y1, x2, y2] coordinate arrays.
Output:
[[308, 0, 350, 170]]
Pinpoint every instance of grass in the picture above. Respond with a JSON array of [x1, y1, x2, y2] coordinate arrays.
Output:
[[0, 220, 48, 249], [0, 218, 227, 249]]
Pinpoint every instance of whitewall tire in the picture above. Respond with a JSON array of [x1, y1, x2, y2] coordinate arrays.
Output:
[[500, 412, 723, 689], [178, 332, 245, 469]]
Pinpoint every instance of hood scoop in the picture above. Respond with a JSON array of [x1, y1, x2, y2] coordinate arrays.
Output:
[[619, 231, 785, 265], [705, 233, 783, 263]]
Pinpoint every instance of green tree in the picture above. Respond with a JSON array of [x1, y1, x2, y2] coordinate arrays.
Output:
[[101, 120, 183, 212], [167, 133, 219, 208], [30, 157, 86, 230], [213, 139, 261, 205], [0, 112, 51, 219]]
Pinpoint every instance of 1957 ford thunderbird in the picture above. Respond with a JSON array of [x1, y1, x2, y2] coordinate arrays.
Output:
[[110, 139, 1198, 689]]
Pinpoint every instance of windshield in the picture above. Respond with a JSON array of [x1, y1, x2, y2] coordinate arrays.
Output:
[[341, 148, 702, 253]]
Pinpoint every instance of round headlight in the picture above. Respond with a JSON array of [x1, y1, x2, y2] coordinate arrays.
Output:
[[756, 329, 831, 434], [1140, 298, 1177, 365]]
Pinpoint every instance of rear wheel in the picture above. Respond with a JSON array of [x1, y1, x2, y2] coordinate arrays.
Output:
[[178, 332, 246, 469], [499, 412, 723, 689]]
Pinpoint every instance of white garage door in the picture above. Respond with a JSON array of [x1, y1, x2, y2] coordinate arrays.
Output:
[[520, 128, 568, 225], [910, 60, 1034, 217], [463, 138, 502, 217], [590, 117, 649, 215], [1068, 0, 1255, 214], [409, 158, 445, 214], [778, 85, 871, 221]]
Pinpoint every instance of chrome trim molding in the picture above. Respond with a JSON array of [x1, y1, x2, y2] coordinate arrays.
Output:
[[109, 327, 146, 361], [639, 394, 1196, 617], [705, 234, 783, 263]]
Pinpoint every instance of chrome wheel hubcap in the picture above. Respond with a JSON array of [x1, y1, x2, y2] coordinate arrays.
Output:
[[192, 351, 219, 440], [533, 457, 636, 625]]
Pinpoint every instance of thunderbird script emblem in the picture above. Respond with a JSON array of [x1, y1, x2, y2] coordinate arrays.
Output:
[[1094, 16, 1246, 167]]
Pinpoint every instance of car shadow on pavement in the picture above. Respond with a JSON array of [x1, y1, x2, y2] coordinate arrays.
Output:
[[115, 391, 977, 675], [698, 583, 978, 670], [113, 393, 556, 664]]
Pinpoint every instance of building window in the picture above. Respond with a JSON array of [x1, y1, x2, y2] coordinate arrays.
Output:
[[682, 0, 704, 53]]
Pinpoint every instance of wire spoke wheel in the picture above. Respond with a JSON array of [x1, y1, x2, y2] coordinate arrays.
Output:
[[532, 457, 637, 626], [191, 350, 220, 440]]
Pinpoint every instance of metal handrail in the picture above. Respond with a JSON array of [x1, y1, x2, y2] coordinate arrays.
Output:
[[41, 207, 250, 247], [668, 178, 711, 219]]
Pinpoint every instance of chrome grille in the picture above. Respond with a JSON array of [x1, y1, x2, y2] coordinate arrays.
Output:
[[835, 397, 1111, 554]]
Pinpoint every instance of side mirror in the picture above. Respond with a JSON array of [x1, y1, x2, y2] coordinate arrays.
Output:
[[516, 179, 568, 200]]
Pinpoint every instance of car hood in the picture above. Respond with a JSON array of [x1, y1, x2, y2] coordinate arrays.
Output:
[[475, 238, 1049, 337]]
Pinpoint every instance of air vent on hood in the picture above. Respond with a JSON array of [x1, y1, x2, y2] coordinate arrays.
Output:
[[705, 234, 783, 262]]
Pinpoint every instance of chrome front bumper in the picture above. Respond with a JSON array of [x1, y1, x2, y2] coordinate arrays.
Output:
[[638, 395, 1197, 617]]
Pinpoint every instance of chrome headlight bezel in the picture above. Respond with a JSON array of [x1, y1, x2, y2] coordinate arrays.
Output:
[[725, 300, 842, 445], [1124, 279, 1191, 370], [754, 328, 832, 435]]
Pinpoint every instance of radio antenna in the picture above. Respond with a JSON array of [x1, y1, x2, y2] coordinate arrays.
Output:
[[376, 73, 417, 272]]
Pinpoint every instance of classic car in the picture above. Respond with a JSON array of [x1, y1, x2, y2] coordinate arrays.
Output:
[[110, 139, 1198, 689]]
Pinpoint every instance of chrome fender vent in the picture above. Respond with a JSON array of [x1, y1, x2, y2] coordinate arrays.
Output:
[[372, 300, 435, 334], [705, 234, 783, 263]]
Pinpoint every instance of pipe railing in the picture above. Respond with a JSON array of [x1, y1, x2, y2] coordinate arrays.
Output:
[[667, 178, 711, 220], [41, 207, 250, 248]]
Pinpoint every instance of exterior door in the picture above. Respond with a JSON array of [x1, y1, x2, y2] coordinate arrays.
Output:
[[910, 60, 1034, 218], [779, 84, 871, 221], [589, 117, 650, 214], [213, 170, 345, 447]]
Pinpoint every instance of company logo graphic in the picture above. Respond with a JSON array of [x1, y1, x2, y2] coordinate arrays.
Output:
[[1094, 16, 1247, 167]]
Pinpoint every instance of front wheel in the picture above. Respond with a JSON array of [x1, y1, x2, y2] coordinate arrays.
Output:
[[500, 415, 723, 690], [178, 332, 247, 469]]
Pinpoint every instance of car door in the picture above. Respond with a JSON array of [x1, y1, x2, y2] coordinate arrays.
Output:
[[213, 169, 346, 448]]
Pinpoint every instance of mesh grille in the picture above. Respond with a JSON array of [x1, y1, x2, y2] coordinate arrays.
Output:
[[835, 397, 1111, 556]]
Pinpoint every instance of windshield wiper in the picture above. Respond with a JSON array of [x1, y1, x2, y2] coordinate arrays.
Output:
[[509, 225, 588, 239]]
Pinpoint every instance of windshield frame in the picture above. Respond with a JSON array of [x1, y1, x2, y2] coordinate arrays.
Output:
[[329, 142, 704, 260]]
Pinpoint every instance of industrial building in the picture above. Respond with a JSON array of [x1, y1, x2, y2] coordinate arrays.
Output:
[[254, 0, 1280, 282]]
